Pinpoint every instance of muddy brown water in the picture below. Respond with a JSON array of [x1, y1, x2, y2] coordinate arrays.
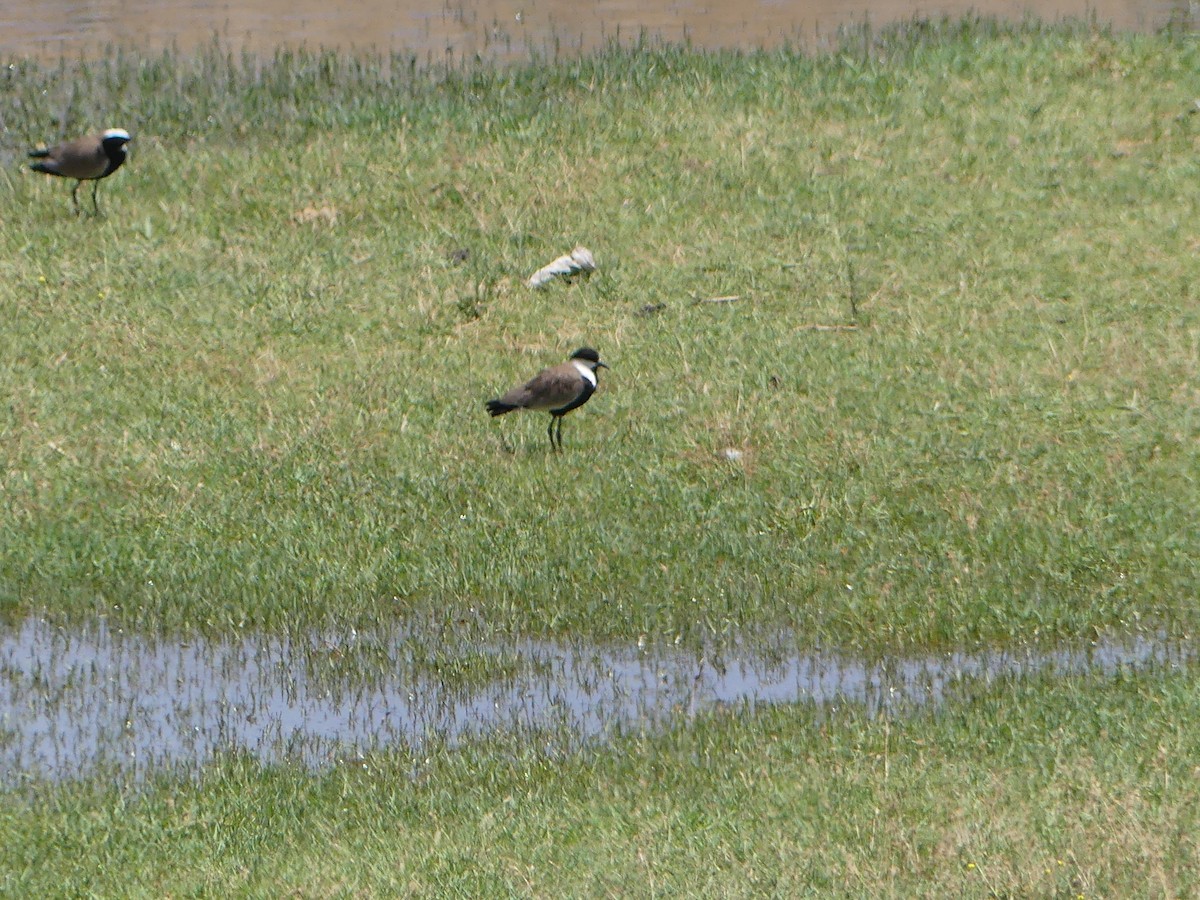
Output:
[[0, 0, 1192, 63], [0, 617, 1193, 785]]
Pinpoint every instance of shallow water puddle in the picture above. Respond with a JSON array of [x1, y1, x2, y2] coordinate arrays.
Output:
[[0, 618, 1193, 785]]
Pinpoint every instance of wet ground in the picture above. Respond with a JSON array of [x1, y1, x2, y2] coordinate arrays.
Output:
[[1, 616, 1194, 785], [0, 0, 1191, 63]]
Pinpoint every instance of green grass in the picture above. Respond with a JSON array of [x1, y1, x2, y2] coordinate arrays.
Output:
[[3, 663, 1199, 896], [5, 21, 1198, 649]]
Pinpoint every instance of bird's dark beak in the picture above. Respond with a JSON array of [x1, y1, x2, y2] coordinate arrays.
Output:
[[597, 361, 609, 370]]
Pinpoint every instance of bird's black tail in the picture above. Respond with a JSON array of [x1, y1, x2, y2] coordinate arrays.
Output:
[[28, 149, 53, 174], [485, 399, 517, 417]]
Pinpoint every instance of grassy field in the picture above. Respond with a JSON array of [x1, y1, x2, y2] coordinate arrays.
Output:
[[2, 16, 1200, 893], [1, 19, 1196, 648]]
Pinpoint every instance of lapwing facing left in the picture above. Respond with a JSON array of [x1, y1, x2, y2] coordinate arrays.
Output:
[[28, 128, 131, 215], [486, 347, 609, 451]]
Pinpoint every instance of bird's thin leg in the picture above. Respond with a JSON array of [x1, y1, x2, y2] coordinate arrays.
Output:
[[547, 417, 557, 452], [70, 181, 81, 215], [555, 418, 564, 451], [91, 181, 100, 216]]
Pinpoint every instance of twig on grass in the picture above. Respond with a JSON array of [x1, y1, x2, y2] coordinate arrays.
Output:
[[690, 292, 743, 305], [797, 322, 859, 332]]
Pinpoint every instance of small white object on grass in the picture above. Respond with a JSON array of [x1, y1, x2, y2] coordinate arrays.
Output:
[[527, 246, 596, 288]]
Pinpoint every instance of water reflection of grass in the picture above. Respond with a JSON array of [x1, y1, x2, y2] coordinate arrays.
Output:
[[303, 636, 543, 695], [1, 15, 1199, 892], [4, 666, 1200, 894]]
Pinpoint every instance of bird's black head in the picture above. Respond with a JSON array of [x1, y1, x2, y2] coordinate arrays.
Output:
[[571, 347, 603, 364], [101, 128, 131, 160], [101, 128, 131, 146]]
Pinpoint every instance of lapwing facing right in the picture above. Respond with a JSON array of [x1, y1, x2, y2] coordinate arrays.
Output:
[[28, 128, 131, 215], [486, 347, 609, 451]]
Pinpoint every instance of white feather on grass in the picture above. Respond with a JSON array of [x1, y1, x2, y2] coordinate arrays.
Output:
[[527, 246, 596, 288]]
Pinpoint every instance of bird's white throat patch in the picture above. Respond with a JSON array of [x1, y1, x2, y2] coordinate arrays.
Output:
[[572, 360, 598, 386]]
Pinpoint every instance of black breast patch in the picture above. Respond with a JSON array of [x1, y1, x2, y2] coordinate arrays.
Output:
[[550, 376, 596, 416]]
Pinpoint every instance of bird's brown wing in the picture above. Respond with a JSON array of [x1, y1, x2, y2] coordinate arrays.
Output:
[[38, 135, 108, 180], [498, 364, 582, 411]]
